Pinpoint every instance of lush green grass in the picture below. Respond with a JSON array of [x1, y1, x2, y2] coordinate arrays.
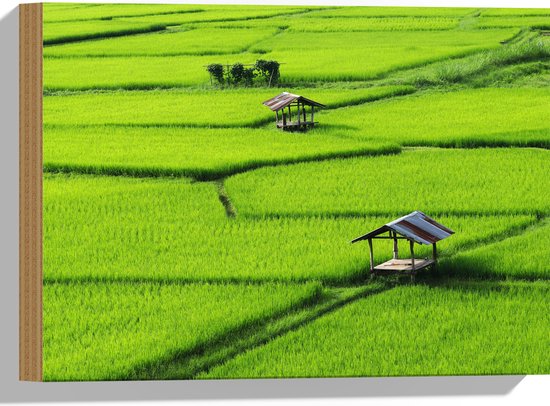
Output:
[[202, 16, 461, 31], [43, 29, 516, 90], [115, 7, 310, 26], [444, 219, 550, 280], [226, 148, 550, 217], [478, 16, 550, 29], [43, 281, 321, 381], [285, 16, 461, 32], [44, 27, 279, 57], [379, 37, 549, 85], [482, 8, 550, 17], [43, 3, 207, 22], [400, 39, 550, 86], [43, 125, 399, 180], [43, 20, 166, 45], [203, 281, 550, 378], [249, 29, 518, 82], [44, 54, 220, 90], [43, 86, 413, 126], [44, 174, 537, 283], [317, 87, 550, 147], [308, 6, 476, 18], [41, 3, 550, 382]]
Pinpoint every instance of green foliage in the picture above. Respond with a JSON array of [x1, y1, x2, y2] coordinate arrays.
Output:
[[228, 63, 245, 84], [226, 148, 550, 217], [41, 3, 550, 381], [43, 29, 517, 90], [44, 27, 278, 57], [254, 59, 280, 85], [43, 3, 307, 23], [478, 16, 550, 29], [444, 220, 550, 280], [309, 6, 476, 18], [44, 281, 321, 380], [203, 282, 550, 378], [43, 174, 537, 283], [317, 87, 550, 147], [43, 86, 413, 127], [43, 20, 166, 45], [43, 125, 398, 180], [207, 63, 224, 85], [420, 40, 550, 85]]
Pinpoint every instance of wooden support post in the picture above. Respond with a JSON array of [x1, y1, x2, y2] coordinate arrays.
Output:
[[392, 231, 399, 259], [409, 239, 415, 271], [303, 102, 307, 122], [311, 106, 314, 124], [297, 102, 301, 126], [282, 111, 287, 126], [367, 238, 374, 273], [432, 242, 437, 272], [275, 110, 279, 125], [288, 105, 291, 123]]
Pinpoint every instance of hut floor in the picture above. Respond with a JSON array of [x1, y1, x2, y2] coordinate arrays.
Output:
[[374, 258, 435, 272], [276, 120, 316, 130]]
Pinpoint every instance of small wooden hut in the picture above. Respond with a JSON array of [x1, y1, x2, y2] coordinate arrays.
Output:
[[351, 211, 454, 280], [263, 92, 325, 131]]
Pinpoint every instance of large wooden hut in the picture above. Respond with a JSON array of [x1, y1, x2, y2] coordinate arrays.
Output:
[[263, 92, 325, 131], [351, 211, 454, 280]]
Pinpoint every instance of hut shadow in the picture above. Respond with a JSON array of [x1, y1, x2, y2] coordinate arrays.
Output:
[[433, 255, 549, 283]]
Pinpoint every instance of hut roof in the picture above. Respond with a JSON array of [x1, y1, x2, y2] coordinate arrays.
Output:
[[263, 92, 325, 111], [351, 211, 454, 245]]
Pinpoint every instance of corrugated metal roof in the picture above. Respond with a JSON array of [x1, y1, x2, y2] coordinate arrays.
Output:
[[351, 211, 454, 245], [263, 92, 325, 111]]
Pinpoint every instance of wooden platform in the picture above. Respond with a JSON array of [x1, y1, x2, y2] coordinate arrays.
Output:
[[374, 258, 435, 273], [276, 120, 316, 130]]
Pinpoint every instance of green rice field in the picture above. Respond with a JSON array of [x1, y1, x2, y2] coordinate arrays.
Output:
[[43, 3, 550, 381]]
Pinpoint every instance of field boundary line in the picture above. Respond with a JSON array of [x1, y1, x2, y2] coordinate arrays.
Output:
[[43, 7, 331, 46], [43, 144, 401, 181], [241, 210, 548, 221], [124, 284, 390, 380]]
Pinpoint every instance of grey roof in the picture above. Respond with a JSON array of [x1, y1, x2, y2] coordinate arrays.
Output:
[[351, 211, 454, 245], [263, 92, 325, 111]]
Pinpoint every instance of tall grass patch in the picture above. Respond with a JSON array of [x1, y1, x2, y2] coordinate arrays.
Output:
[[43, 125, 399, 180], [203, 281, 550, 378], [308, 6, 476, 18], [44, 86, 413, 126], [44, 281, 321, 381], [43, 20, 166, 45], [319, 87, 550, 147], [444, 220, 550, 280], [44, 175, 537, 283], [44, 27, 280, 57], [225, 148, 550, 217], [249, 29, 518, 82]]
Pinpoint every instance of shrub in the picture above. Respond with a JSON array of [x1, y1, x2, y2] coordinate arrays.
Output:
[[207, 63, 224, 85], [255, 59, 280, 86], [206, 60, 281, 86]]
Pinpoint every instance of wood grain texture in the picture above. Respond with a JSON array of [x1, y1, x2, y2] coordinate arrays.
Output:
[[19, 2, 43, 382]]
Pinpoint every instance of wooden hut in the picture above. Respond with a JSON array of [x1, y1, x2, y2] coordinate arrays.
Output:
[[351, 211, 454, 280], [263, 92, 325, 131]]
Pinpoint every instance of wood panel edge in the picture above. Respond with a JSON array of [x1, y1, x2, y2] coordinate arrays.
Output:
[[19, 2, 43, 382]]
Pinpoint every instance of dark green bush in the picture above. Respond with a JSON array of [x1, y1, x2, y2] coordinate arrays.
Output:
[[207, 63, 224, 85]]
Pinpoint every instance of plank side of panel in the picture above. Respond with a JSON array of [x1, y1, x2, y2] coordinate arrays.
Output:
[[19, 2, 43, 382]]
